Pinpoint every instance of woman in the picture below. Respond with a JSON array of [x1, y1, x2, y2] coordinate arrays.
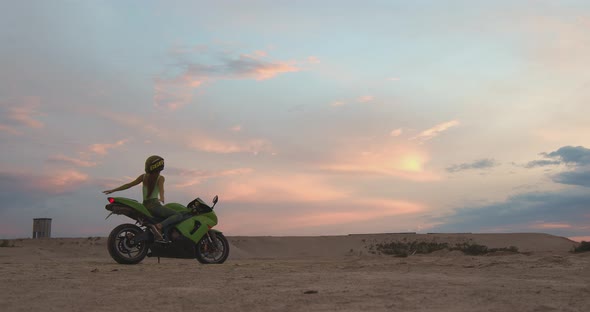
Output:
[[103, 155, 183, 241]]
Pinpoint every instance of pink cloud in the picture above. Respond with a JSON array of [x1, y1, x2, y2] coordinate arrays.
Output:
[[287, 199, 425, 227], [172, 168, 254, 188], [188, 136, 272, 155], [530, 222, 572, 229], [218, 196, 428, 235], [357, 95, 374, 103], [47, 155, 98, 168], [390, 128, 403, 137], [2, 169, 90, 195], [319, 145, 440, 181], [153, 48, 302, 110], [0, 124, 22, 135], [46, 170, 89, 188], [244, 58, 299, 80], [409, 120, 459, 142], [153, 79, 203, 111], [230, 125, 242, 132], [307, 56, 321, 64], [252, 50, 267, 57], [1, 96, 44, 130], [88, 140, 128, 156], [219, 173, 348, 203], [96, 108, 274, 156], [331, 101, 345, 107]]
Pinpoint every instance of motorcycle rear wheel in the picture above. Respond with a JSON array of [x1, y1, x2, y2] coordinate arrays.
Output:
[[107, 223, 149, 264], [195, 232, 230, 264]]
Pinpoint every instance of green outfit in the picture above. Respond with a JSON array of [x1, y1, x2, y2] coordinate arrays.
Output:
[[142, 178, 183, 230]]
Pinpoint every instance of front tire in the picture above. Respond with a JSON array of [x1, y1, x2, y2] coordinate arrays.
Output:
[[195, 232, 230, 264], [107, 223, 149, 264]]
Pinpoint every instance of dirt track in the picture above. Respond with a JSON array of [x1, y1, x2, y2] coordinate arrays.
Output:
[[1, 234, 589, 312]]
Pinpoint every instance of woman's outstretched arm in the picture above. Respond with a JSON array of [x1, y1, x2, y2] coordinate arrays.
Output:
[[103, 174, 144, 194]]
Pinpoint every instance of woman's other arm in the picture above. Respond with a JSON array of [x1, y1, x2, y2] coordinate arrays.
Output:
[[158, 176, 165, 203]]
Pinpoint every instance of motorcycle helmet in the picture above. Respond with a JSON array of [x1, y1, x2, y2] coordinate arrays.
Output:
[[145, 155, 164, 173]]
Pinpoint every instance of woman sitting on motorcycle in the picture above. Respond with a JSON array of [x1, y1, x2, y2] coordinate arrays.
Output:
[[103, 155, 182, 241]]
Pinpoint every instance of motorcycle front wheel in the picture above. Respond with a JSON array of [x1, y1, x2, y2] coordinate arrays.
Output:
[[107, 223, 149, 264], [195, 232, 230, 264]]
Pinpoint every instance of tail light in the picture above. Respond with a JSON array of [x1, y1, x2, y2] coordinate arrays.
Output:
[[108, 197, 115, 204]]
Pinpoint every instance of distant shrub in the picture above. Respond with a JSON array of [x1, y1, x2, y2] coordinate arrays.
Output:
[[372, 241, 450, 257], [0, 240, 15, 248], [572, 241, 590, 253], [367, 240, 519, 257], [451, 243, 519, 255]]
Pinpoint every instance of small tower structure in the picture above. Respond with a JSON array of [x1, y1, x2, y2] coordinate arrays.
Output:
[[32, 218, 52, 238]]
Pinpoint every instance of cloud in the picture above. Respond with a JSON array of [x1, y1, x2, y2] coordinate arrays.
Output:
[[228, 54, 299, 80], [544, 146, 590, 166], [97, 108, 274, 156], [188, 136, 272, 155], [0, 96, 44, 132], [48, 170, 89, 189], [331, 101, 345, 107], [166, 167, 254, 188], [286, 199, 424, 228], [430, 190, 590, 237], [307, 56, 321, 64], [219, 173, 349, 203], [319, 145, 440, 181], [88, 139, 128, 156], [446, 159, 499, 173], [7, 101, 44, 129], [524, 159, 562, 168], [230, 125, 242, 132], [47, 155, 98, 168], [357, 95, 374, 103], [153, 78, 202, 111], [410, 120, 459, 142], [154, 48, 302, 110], [524, 146, 590, 187], [0, 124, 21, 135], [529, 222, 572, 229], [390, 128, 402, 137], [218, 196, 428, 235], [552, 170, 590, 188], [526, 146, 590, 168], [0, 169, 90, 208]]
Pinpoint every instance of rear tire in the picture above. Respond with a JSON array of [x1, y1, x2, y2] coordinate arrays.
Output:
[[107, 223, 149, 264], [195, 232, 230, 264]]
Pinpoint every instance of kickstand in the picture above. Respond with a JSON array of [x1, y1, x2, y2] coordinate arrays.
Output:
[[158, 257, 160, 264]]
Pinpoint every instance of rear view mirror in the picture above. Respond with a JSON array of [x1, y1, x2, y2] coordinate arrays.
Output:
[[213, 195, 218, 204]]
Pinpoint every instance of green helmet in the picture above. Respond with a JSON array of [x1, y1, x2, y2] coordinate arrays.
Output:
[[145, 155, 164, 173]]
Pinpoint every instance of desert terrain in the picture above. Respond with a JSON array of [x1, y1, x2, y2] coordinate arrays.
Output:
[[1, 233, 589, 312]]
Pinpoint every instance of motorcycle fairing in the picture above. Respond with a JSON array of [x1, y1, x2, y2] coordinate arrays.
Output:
[[107, 197, 153, 217], [163, 202, 190, 213], [176, 212, 218, 244]]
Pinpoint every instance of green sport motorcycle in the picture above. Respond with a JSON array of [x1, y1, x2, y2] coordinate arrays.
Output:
[[104, 195, 229, 265]]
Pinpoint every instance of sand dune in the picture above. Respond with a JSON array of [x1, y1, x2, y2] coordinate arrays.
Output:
[[1, 233, 589, 311]]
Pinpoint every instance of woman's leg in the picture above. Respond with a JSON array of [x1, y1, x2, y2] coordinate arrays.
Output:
[[148, 204, 184, 230]]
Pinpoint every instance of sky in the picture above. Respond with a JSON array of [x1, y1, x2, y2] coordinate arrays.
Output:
[[1, 0, 590, 241]]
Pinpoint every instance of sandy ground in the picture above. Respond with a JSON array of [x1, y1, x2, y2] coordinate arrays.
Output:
[[1, 233, 589, 312]]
